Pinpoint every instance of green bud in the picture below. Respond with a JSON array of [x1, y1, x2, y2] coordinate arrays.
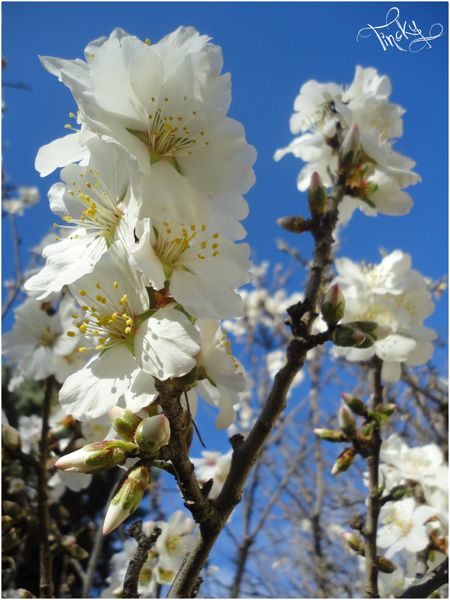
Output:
[[331, 447, 357, 476], [308, 172, 328, 217], [313, 428, 347, 442], [18, 589, 36, 599], [342, 531, 364, 554], [110, 408, 143, 441], [55, 440, 137, 474], [341, 393, 367, 416], [348, 321, 392, 341], [2, 501, 25, 521], [390, 485, 408, 501], [276, 216, 310, 234], [338, 405, 357, 439], [103, 465, 150, 535], [320, 284, 345, 326], [361, 421, 377, 437], [3, 527, 22, 552], [2, 515, 14, 532], [376, 556, 397, 573], [134, 415, 171, 454], [332, 324, 367, 347]]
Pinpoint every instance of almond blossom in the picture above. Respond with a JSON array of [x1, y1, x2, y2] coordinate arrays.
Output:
[[130, 218, 250, 318], [59, 248, 200, 419], [25, 138, 140, 299], [332, 250, 436, 382], [37, 27, 256, 223], [192, 450, 232, 499]]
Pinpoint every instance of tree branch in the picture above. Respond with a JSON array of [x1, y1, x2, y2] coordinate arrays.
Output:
[[167, 184, 344, 598], [120, 521, 162, 598], [38, 377, 54, 598], [397, 557, 448, 598], [363, 356, 383, 598]]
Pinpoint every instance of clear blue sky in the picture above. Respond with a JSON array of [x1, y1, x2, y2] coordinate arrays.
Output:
[[3, 1, 448, 338]]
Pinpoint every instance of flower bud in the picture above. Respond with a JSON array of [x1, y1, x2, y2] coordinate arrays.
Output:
[[375, 403, 397, 416], [3, 526, 22, 552], [103, 465, 150, 535], [341, 393, 367, 417], [308, 172, 328, 218], [110, 407, 143, 441], [390, 484, 407, 501], [2, 515, 14, 532], [61, 535, 89, 560], [313, 428, 347, 443], [331, 447, 357, 476], [276, 216, 310, 234], [339, 124, 361, 171], [376, 556, 397, 573], [332, 324, 367, 347], [338, 405, 357, 438], [3, 501, 25, 521], [55, 440, 136, 474], [17, 589, 36, 599], [361, 421, 377, 437], [320, 284, 345, 326], [134, 415, 171, 454], [3, 423, 21, 450], [342, 531, 364, 554]]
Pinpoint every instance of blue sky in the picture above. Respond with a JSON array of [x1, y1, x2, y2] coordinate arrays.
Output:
[[2, 4, 447, 591]]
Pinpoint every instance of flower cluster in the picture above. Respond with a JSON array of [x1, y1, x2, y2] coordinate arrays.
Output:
[[340, 434, 448, 597], [275, 66, 420, 223], [332, 250, 436, 382], [19, 27, 255, 428], [102, 511, 194, 597]]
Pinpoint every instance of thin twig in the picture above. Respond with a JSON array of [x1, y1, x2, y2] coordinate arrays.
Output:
[[363, 357, 383, 598], [38, 377, 55, 598], [120, 521, 161, 598]]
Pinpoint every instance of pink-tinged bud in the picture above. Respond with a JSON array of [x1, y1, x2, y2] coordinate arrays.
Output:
[[276, 215, 310, 234], [332, 324, 369, 348], [331, 447, 357, 476], [313, 428, 347, 443], [134, 415, 171, 454], [308, 172, 328, 218], [55, 440, 136, 474], [368, 403, 397, 425], [339, 124, 361, 171], [61, 535, 89, 560], [110, 407, 143, 441], [320, 284, 345, 326], [342, 531, 364, 554], [376, 556, 397, 573], [338, 405, 357, 438], [341, 393, 367, 417], [103, 465, 150, 535]]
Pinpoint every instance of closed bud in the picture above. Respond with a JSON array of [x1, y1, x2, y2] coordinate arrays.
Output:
[[313, 428, 347, 443], [308, 172, 328, 218], [3, 501, 25, 521], [103, 465, 150, 535], [361, 421, 377, 437], [376, 556, 397, 573], [341, 393, 367, 416], [390, 484, 408, 501], [338, 405, 357, 438], [2, 515, 14, 532], [3, 526, 22, 552], [110, 407, 143, 441], [18, 590, 36, 599], [3, 422, 21, 450], [339, 124, 361, 171], [376, 403, 397, 417], [320, 284, 345, 326], [332, 324, 367, 348], [55, 440, 136, 474], [134, 415, 171, 454], [331, 447, 357, 476], [342, 531, 364, 554], [277, 215, 310, 233], [61, 536, 89, 560]]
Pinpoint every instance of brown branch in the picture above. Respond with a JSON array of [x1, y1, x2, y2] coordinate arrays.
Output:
[[363, 357, 383, 598], [167, 185, 344, 598], [120, 521, 162, 598], [397, 557, 448, 598], [38, 377, 55, 598]]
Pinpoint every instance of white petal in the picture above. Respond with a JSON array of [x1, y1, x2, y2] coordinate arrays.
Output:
[[35, 133, 90, 177]]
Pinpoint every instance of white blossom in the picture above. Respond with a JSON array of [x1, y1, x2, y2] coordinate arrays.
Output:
[[192, 450, 232, 499]]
